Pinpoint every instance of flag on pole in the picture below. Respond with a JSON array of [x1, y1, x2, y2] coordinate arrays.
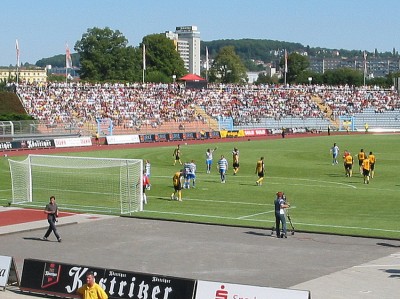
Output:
[[363, 51, 367, 86], [284, 49, 288, 73], [66, 44, 72, 69], [363, 51, 368, 72], [205, 46, 209, 71], [16, 39, 20, 67], [143, 44, 146, 71]]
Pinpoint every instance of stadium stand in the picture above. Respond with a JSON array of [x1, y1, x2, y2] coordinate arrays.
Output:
[[9, 82, 400, 137]]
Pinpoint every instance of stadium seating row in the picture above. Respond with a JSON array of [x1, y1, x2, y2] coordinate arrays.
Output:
[[15, 82, 400, 134]]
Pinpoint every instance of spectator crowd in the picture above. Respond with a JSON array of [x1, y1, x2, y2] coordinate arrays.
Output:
[[14, 82, 400, 133]]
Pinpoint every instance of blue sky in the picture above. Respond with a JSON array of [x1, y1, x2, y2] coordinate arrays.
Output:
[[1, 0, 399, 66]]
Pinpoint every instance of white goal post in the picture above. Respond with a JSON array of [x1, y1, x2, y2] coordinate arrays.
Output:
[[8, 154, 143, 214]]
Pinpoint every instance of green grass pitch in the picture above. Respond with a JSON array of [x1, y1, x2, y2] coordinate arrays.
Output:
[[0, 134, 399, 239]]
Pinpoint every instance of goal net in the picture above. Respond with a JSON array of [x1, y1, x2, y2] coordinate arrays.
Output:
[[8, 154, 143, 214]]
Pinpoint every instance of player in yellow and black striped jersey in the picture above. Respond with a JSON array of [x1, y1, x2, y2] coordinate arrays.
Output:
[[171, 170, 183, 201], [357, 149, 366, 174], [362, 156, 371, 184], [368, 151, 376, 179], [343, 152, 353, 177], [232, 148, 240, 175], [173, 144, 182, 166], [255, 157, 265, 186]]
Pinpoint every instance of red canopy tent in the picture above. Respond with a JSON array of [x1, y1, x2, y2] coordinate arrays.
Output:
[[179, 74, 207, 89], [179, 74, 206, 81]]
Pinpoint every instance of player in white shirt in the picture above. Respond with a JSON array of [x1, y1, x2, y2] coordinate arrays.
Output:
[[217, 155, 228, 183], [188, 160, 197, 188], [330, 143, 340, 165], [205, 147, 217, 174]]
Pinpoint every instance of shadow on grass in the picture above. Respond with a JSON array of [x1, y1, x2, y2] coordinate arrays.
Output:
[[156, 196, 178, 202], [326, 173, 348, 177], [239, 182, 261, 187]]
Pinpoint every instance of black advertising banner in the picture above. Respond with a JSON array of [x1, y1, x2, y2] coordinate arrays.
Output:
[[0, 141, 18, 150], [20, 259, 196, 299], [157, 133, 169, 142], [206, 131, 221, 139], [0, 139, 55, 151], [139, 134, 156, 143], [19, 139, 55, 149], [20, 259, 104, 297], [184, 132, 197, 140], [102, 269, 195, 299], [168, 133, 184, 141]]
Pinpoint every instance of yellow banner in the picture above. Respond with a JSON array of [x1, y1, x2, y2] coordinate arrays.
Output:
[[219, 130, 245, 138]]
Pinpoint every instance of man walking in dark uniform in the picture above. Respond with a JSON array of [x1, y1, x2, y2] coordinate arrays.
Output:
[[42, 195, 62, 242]]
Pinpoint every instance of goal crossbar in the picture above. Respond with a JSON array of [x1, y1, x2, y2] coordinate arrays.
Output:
[[8, 154, 143, 214]]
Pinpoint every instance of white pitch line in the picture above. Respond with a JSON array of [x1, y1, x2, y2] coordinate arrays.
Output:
[[144, 209, 264, 221], [153, 175, 358, 189], [293, 221, 400, 233], [143, 205, 400, 233], [153, 196, 274, 206], [157, 173, 398, 193], [238, 210, 275, 219], [239, 206, 297, 219]]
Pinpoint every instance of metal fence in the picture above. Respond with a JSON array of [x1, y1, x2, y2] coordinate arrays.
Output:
[[0, 119, 217, 140]]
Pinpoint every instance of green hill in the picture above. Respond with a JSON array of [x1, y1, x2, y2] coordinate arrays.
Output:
[[0, 91, 29, 120]]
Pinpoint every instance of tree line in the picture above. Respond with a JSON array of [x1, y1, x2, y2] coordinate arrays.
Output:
[[33, 27, 399, 87]]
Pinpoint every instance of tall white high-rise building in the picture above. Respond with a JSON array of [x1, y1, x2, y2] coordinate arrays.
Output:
[[166, 26, 201, 75]]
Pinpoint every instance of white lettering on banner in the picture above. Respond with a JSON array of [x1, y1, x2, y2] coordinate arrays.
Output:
[[243, 129, 266, 137], [255, 129, 266, 135], [106, 135, 140, 145], [65, 266, 174, 299], [65, 267, 88, 293], [27, 140, 52, 148], [107, 276, 173, 299], [109, 271, 127, 278], [243, 130, 254, 137], [55, 137, 92, 148], [0, 142, 12, 150], [44, 271, 58, 277], [152, 277, 171, 284]]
